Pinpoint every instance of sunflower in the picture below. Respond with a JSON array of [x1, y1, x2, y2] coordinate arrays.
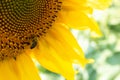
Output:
[[0, 0, 111, 80]]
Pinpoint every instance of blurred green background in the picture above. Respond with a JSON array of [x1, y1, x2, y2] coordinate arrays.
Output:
[[37, 0, 120, 80]]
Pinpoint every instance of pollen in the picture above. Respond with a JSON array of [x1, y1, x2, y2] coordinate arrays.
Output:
[[0, 0, 62, 60]]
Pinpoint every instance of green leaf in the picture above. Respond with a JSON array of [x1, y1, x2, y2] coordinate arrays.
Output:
[[106, 52, 120, 65], [86, 64, 97, 80]]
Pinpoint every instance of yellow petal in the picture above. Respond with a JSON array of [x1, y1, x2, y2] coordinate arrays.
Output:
[[32, 39, 75, 80], [61, 0, 93, 14], [58, 10, 102, 37], [87, 0, 112, 9], [16, 53, 41, 80], [0, 53, 40, 80], [47, 25, 89, 65], [31, 23, 93, 80]]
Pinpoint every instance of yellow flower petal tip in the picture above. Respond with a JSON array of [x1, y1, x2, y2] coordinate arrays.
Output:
[[87, 0, 112, 9], [91, 31, 103, 38], [87, 59, 95, 63], [0, 0, 111, 80]]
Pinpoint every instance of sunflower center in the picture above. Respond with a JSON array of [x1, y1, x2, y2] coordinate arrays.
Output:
[[0, 0, 62, 60]]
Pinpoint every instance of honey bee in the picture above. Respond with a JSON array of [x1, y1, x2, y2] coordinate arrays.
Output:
[[30, 36, 38, 49]]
